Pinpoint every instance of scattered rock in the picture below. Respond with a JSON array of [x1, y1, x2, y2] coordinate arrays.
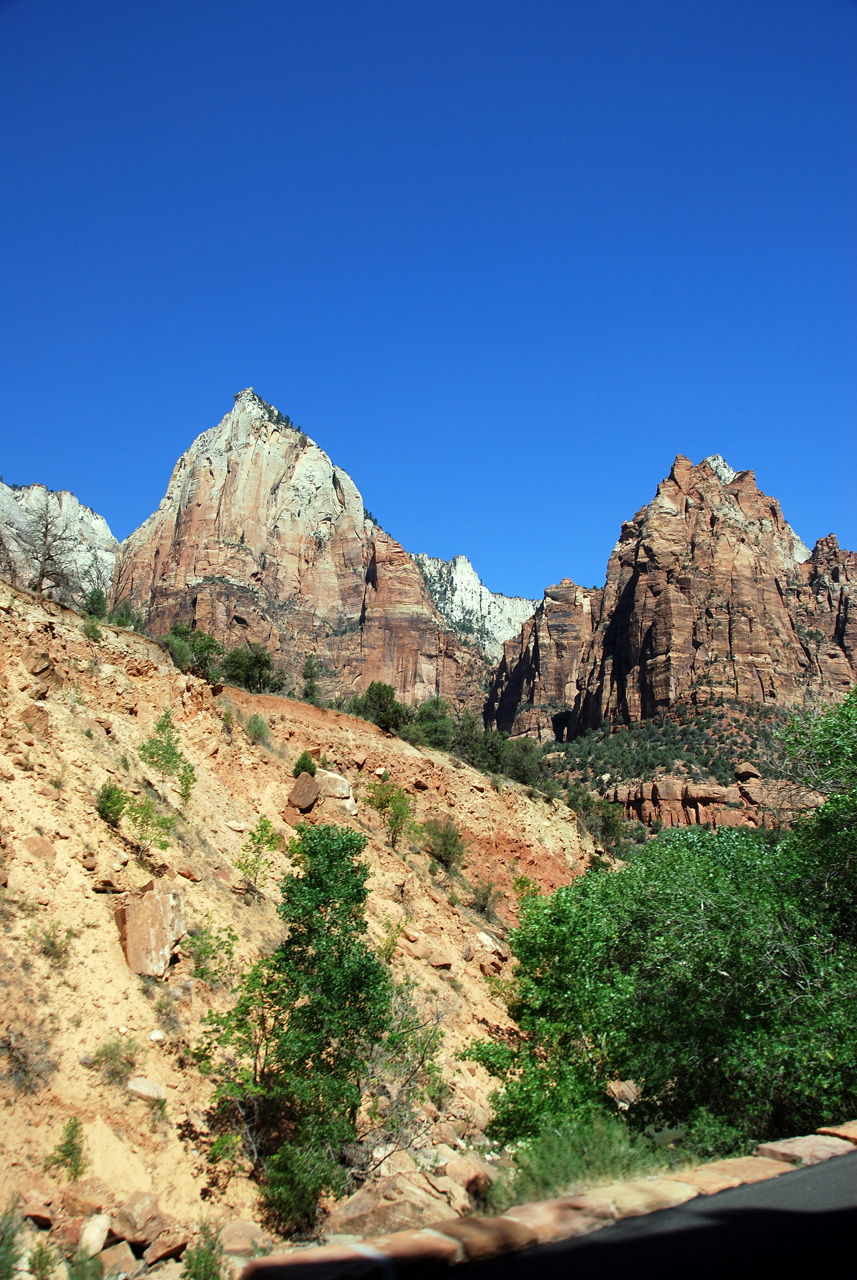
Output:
[[143, 1230, 190, 1265], [111, 1191, 167, 1246], [21, 835, 57, 863], [439, 1154, 498, 1199], [226, 821, 246, 833], [219, 1219, 267, 1257], [754, 1134, 856, 1165], [98, 1240, 138, 1277], [126, 1077, 167, 1103], [79, 1213, 112, 1257], [288, 772, 321, 811], [428, 952, 453, 969], [113, 880, 186, 977]]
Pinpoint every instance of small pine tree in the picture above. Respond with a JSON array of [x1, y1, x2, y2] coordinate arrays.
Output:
[[44, 1116, 87, 1181], [139, 708, 184, 791], [293, 749, 316, 778], [235, 818, 282, 901]]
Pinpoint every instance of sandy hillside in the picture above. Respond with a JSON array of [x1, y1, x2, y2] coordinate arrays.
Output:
[[0, 582, 592, 1243]]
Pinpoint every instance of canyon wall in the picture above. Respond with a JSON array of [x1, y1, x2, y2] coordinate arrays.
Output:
[[114, 389, 487, 705], [487, 455, 856, 739]]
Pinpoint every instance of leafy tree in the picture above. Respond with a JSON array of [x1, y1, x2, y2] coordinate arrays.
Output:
[[82, 587, 107, 619], [235, 818, 282, 900], [165, 624, 225, 682], [221, 643, 285, 694], [124, 797, 173, 855], [400, 697, 455, 751], [140, 708, 186, 792], [472, 815, 857, 1149], [364, 779, 415, 850], [199, 824, 394, 1232], [108, 598, 147, 631], [302, 654, 321, 705], [348, 681, 411, 733]]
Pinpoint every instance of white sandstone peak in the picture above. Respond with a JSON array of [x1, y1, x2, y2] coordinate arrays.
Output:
[[704, 454, 737, 485], [413, 552, 538, 659]]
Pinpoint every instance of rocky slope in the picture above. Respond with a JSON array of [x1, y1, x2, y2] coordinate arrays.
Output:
[[413, 554, 538, 661], [113, 390, 487, 707], [0, 480, 117, 603], [0, 581, 592, 1253], [487, 455, 856, 740]]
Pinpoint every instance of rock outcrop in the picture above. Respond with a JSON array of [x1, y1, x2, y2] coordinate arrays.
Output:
[[413, 554, 538, 660], [113, 390, 486, 706], [0, 480, 117, 603], [487, 455, 856, 739]]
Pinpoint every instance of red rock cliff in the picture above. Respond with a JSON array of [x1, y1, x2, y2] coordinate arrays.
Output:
[[486, 455, 856, 738], [114, 390, 485, 705]]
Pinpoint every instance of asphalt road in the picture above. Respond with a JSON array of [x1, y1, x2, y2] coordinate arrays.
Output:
[[459, 1152, 857, 1280]]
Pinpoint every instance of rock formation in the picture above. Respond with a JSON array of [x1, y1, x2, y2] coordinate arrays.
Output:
[[413, 554, 538, 660], [0, 480, 117, 603], [487, 455, 856, 739], [113, 389, 487, 705]]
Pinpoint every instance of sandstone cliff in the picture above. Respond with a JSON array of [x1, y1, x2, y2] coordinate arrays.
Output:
[[413, 553, 538, 660], [487, 455, 856, 740], [114, 390, 487, 706]]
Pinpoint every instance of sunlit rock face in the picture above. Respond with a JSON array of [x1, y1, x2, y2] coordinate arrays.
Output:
[[413, 553, 538, 662], [486, 455, 856, 740], [0, 479, 117, 602], [114, 389, 487, 705]]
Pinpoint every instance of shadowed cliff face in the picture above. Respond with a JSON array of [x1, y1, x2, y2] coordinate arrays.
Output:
[[114, 389, 487, 705], [486, 455, 856, 740]]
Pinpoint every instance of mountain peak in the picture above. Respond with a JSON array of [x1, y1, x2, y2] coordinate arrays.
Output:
[[704, 454, 737, 484]]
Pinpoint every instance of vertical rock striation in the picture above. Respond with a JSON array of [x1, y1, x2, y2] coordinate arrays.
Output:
[[486, 455, 856, 739], [114, 389, 486, 704]]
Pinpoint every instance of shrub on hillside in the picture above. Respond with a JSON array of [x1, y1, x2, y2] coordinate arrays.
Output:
[[293, 750, 316, 778]]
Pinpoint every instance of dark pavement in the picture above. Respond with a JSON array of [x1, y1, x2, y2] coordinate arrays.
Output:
[[458, 1152, 857, 1280]]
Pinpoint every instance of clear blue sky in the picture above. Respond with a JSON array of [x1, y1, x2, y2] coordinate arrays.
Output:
[[1, 0, 854, 598]]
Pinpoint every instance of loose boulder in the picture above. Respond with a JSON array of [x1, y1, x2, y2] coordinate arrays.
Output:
[[113, 881, 186, 977]]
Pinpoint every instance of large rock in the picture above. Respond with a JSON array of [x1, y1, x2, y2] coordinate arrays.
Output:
[[113, 389, 487, 706], [111, 1191, 168, 1246], [487, 455, 856, 739], [288, 772, 321, 811], [113, 881, 186, 977]]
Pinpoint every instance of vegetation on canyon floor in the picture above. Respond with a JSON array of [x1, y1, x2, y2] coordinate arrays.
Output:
[[473, 688, 857, 1203]]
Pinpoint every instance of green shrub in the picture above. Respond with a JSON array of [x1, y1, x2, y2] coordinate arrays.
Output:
[[108, 599, 146, 632], [81, 588, 107, 619], [348, 682, 410, 733], [92, 1036, 139, 1085], [235, 817, 282, 900], [0, 1201, 22, 1280], [364, 780, 415, 850], [246, 714, 269, 745], [181, 1222, 226, 1280], [487, 1110, 662, 1212], [165, 625, 224, 682], [43, 1116, 87, 1181], [66, 1251, 102, 1280], [221, 644, 285, 694], [183, 924, 238, 988], [28, 1238, 57, 1280], [292, 750, 316, 778], [139, 707, 186, 790], [124, 796, 173, 854], [82, 616, 102, 642], [96, 781, 126, 827], [29, 919, 76, 968], [302, 655, 321, 705], [422, 817, 466, 874], [467, 877, 503, 921]]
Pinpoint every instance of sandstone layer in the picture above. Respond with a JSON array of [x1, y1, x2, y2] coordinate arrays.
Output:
[[113, 390, 487, 706], [487, 455, 856, 739], [413, 554, 539, 661]]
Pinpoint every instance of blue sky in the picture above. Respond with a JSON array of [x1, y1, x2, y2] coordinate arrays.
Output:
[[1, 0, 854, 598]]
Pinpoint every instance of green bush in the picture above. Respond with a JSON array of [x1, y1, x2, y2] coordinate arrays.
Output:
[[422, 817, 466, 874], [0, 1202, 21, 1280], [82, 615, 102, 642], [96, 781, 127, 828], [43, 1115, 87, 1181], [28, 1238, 57, 1280], [221, 644, 285, 694], [81, 588, 107, 619], [140, 707, 189, 792], [293, 750, 316, 778], [108, 599, 146, 631], [246, 714, 269, 745], [124, 796, 173, 854], [348, 682, 411, 733], [181, 1222, 226, 1280], [165, 624, 224, 682], [183, 924, 238, 988], [302, 654, 321, 705], [364, 779, 415, 850], [487, 1109, 662, 1211], [92, 1036, 139, 1085]]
